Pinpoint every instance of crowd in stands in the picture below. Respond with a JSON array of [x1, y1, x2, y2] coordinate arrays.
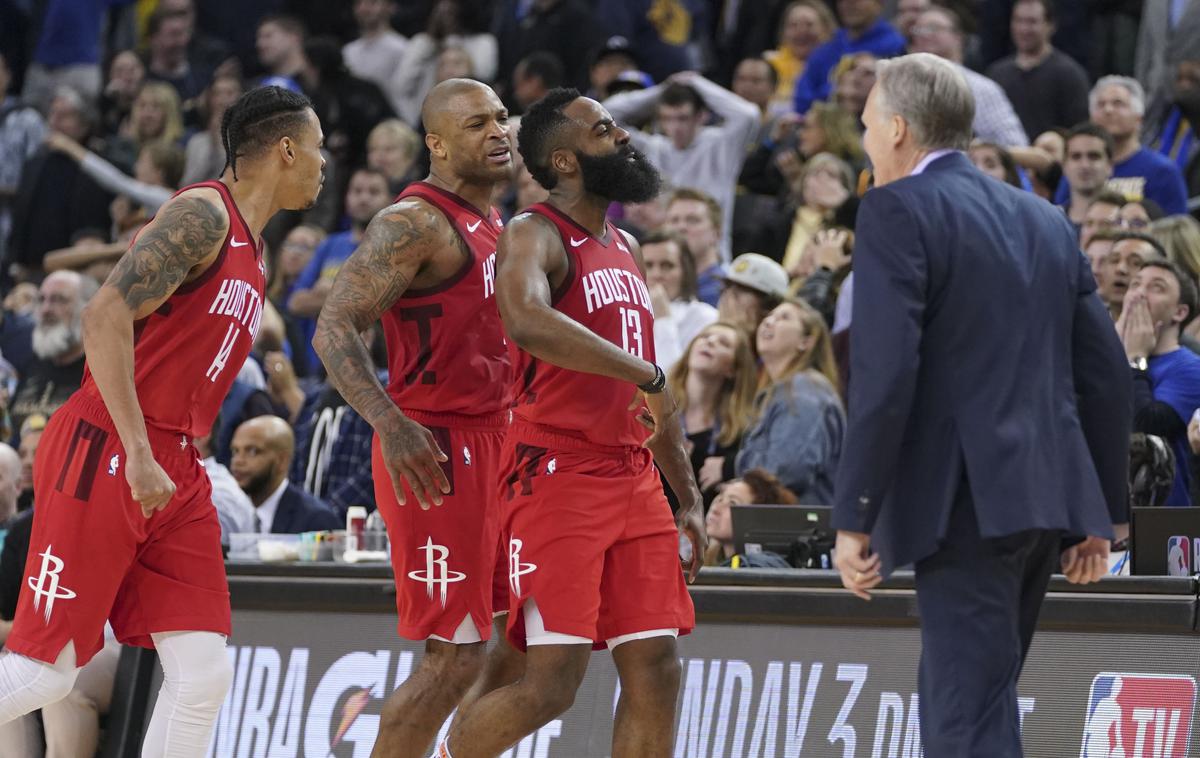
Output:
[[0, 0, 1197, 613]]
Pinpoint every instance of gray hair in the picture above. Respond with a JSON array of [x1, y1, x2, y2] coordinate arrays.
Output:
[[874, 53, 974, 151], [1090, 75, 1145, 116]]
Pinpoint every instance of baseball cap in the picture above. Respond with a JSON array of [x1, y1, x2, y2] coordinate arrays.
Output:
[[719, 253, 790, 299], [607, 70, 655, 95], [593, 36, 639, 67]]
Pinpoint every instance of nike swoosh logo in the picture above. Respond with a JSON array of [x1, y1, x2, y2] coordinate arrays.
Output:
[[570, 237, 586, 247], [466, 220, 482, 233], [230, 238, 250, 248]]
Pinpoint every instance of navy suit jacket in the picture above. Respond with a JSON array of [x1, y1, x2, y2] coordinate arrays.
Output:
[[270, 483, 341, 534], [832, 153, 1132, 574]]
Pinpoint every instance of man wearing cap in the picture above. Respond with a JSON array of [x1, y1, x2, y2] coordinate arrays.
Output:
[[588, 36, 640, 101], [606, 70, 760, 261], [717, 253, 790, 336]]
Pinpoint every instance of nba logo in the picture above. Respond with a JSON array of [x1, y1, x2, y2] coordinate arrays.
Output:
[[1166, 537, 1191, 576], [1080, 673, 1196, 758]]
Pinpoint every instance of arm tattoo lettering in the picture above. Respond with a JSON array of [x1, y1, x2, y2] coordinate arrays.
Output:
[[106, 196, 227, 311]]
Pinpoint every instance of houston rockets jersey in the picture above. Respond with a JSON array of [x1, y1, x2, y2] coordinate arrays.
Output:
[[510, 203, 656, 447], [381, 181, 510, 415], [79, 180, 266, 439]]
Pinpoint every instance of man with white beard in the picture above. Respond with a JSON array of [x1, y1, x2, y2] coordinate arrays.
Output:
[[9, 272, 98, 438]]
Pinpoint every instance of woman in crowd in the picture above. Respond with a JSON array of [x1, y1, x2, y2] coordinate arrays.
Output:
[[45, 131, 183, 215], [969, 142, 1023, 187], [1150, 214, 1200, 340], [394, 0, 498, 126], [268, 224, 328, 376], [643, 230, 718, 371], [737, 299, 844, 503], [366, 119, 423, 195], [703, 468, 798, 567], [774, 152, 858, 275], [666, 321, 759, 510], [98, 50, 145, 137], [107, 81, 184, 169], [764, 1, 836, 115], [181, 74, 243, 185]]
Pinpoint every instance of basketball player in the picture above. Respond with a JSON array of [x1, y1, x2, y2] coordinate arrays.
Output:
[[0, 85, 324, 754], [438, 88, 707, 758], [313, 78, 520, 758]]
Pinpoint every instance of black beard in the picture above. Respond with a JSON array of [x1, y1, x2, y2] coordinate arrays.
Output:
[[575, 147, 662, 203], [1176, 89, 1200, 121]]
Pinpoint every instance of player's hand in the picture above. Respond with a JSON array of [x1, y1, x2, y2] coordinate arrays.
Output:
[[1061, 536, 1110, 584], [127, 451, 177, 518], [676, 500, 706, 584], [378, 410, 450, 510], [631, 384, 682, 452], [834, 530, 881, 600]]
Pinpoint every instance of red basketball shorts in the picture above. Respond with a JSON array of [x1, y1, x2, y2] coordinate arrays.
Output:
[[373, 409, 509, 643], [500, 421, 695, 651], [7, 392, 230, 667]]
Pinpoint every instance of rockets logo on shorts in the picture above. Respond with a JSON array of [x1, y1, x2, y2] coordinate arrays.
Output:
[[406, 538, 466, 608], [27, 546, 76, 623], [508, 537, 537, 597], [1080, 673, 1196, 757]]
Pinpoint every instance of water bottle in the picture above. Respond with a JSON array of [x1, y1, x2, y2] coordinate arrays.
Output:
[[364, 509, 388, 553], [345, 506, 367, 552]]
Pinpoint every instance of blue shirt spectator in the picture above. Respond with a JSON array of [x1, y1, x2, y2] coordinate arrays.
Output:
[[1149, 348, 1200, 506], [1054, 146, 1189, 216], [792, 12, 905, 114], [290, 231, 358, 372]]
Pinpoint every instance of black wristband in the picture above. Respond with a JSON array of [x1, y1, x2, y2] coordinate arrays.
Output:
[[637, 364, 666, 394]]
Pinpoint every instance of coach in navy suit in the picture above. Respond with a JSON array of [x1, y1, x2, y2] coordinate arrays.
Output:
[[832, 54, 1132, 756], [230, 415, 341, 534]]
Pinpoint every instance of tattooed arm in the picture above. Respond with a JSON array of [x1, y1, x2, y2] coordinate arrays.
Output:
[[82, 189, 229, 515], [313, 200, 451, 509]]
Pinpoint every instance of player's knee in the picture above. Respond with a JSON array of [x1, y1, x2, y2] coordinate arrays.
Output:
[[37, 664, 79, 706], [618, 642, 681, 698], [174, 653, 233, 710], [423, 643, 486, 692]]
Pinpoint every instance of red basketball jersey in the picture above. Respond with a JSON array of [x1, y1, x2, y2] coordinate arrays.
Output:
[[78, 181, 266, 439], [510, 203, 656, 447], [381, 181, 510, 415]]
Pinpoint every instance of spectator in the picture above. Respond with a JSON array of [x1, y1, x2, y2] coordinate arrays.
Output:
[[1056, 77, 1190, 216], [0, 291, 34, 382], [343, 0, 409, 118], [3, 283, 38, 319], [792, 0, 906, 115], [717, 253, 791, 339], [1136, 0, 1200, 133], [1119, 198, 1159, 230], [910, 6, 1029, 147], [667, 322, 759, 511], [513, 51, 565, 112], [1150, 215, 1200, 297], [1119, 255, 1200, 506], [732, 57, 781, 141], [831, 51, 878, 122], [703, 469, 799, 567], [300, 36, 395, 175], [15, 414, 43, 513], [366, 119, 423, 195], [267, 224, 325, 372], [0, 51, 46, 268], [588, 35, 639, 102], [98, 50, 145, 138], [793, 227, 855, 328], [737, 299, 844, 502], [755, 152, 858, 276], [394, 1, 499, 126], [156, 0, 236, 80], [1061, 123, 1116, 234], [195, 410, 257, 544], [1147, 58, 1200, 201], [893, 0, 932, 46], [288, 168, 392, 372], [970, 141, 1024, 187], [107, 80, 185, 170], [44, 130, 183, 214], [256, 13, 309, 86], [606, 71, 760, 260], [18, 0, 126, 110], [7, 88, 113, 279], [1113, 231, 1169, 319], [230, 415, 341, 533], [0, 443, 18, 529], [594, 0, 704, 84], [1080, 190, 1128, 250], [42, 228, 124, 285], [143, 8, 212, 102], [985, 0, 1090, 142], [493, 0, 597, 95], [642, 230, 718, 370], [763, 1, 836, 114], [10, 272, 97, 438], [181, 74, 243, 185], [1083, 229, 1128, 320], [664, 188, 727, 306]]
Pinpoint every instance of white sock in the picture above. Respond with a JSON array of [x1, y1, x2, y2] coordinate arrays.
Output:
[[142, 631, 233, 758], [0, 643, 78, 724]]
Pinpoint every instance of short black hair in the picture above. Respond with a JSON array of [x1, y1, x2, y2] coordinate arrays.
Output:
[[518, 87, 582, 191], [1111, 231, 1168, 260], [1015, 0, 1056, 24], [1065, 122, 1115, 161], [221, 85, 314, 180], [517, 51, 565, 89], [659, 82, 706, 112], [1088, 189, 1128, 209], [258, 12, 305, 37], [147, 8, 188, 38], [1139, 258, 1199, 328], [737, 56, 779, 90]]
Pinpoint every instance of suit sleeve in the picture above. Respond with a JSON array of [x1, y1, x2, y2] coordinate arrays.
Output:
[[831, 187, 927, 533], [1070, 251, 1134, 526]]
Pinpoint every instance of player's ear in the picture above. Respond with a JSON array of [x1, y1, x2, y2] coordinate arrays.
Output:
[[426, 132, 446, 160], [551, 147, 575, 177], [280, 136, 296, 164]]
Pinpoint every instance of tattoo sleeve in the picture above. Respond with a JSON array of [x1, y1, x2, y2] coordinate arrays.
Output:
[[105, 195, 228, 314], [313, 203, 438, 426]]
